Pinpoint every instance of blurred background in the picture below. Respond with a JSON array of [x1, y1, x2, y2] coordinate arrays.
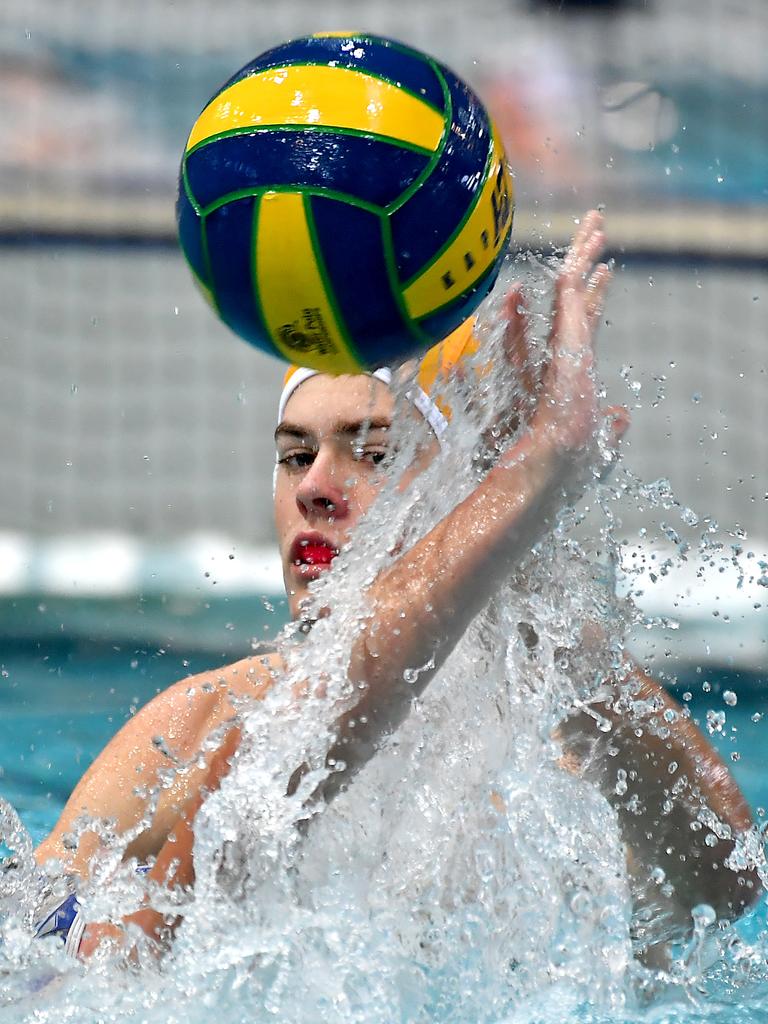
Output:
[[0, 0, 766, 838]]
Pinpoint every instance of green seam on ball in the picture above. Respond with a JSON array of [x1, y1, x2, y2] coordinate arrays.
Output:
[[248, 198, 281, 362], [184, 123, 436, 162], [181, 160, 202, 216], [382, 59, 453, 218], [302, 194, 366, 370], [200, 185, 384, 220], [399, 130, 495, 293], [379, 217, 435, 351]]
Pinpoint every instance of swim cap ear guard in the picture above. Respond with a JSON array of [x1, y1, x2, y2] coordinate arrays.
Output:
[[272, 317, 482, 493]]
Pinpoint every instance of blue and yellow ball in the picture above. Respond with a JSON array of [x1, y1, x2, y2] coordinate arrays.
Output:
[[177, 33, 514, 373]]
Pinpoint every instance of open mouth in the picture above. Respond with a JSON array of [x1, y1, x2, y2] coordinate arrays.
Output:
[[297, 541, 337, 566], [290, 534, 339, 572]]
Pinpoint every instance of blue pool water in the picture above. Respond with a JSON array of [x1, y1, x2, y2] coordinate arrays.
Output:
[[0, 602, 766, 1024], [1, 625, 766, 846]]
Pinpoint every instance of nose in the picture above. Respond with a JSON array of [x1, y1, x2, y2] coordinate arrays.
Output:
[[295, 448, 350, 520]]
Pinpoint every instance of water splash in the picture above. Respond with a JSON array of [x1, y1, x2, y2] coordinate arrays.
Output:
[[1, 257, 766, 1022]]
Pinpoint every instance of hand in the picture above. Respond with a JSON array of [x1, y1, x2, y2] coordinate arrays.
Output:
[[529, 210, 629, 460], [500, 231, 611, 424]]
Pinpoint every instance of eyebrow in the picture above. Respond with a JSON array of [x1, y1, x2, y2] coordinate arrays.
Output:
[[274, 417, 392, 443]]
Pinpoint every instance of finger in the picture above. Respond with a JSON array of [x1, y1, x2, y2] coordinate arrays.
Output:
[[604, 404, 630, 445], [565, 210, 603, 262], [586, 263, 612, 332], [551, 241, 609, 353], [502, 284, 539, 399], [564, 212, 605, 282], [564, 209, 600, 255], [502, 282, 526, 350]]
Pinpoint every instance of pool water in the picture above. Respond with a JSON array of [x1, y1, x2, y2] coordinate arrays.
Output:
[[1, 623, 767, 1024], [1, 639, 765, 845]]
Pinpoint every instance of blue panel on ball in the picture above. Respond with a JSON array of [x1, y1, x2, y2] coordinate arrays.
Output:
[[176, 181, 209, 287], [186, 130, 429, 211], [221, 35, 445, 113], [204, 196, 272, 353], [390, 67, 492, 284], [308, 195, 417, 367], [415, 242, 509, 341]]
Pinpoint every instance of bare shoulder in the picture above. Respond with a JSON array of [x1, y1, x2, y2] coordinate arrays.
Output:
[[160, 650, 284, 713], [213, 650, 285, 701], [118, 651, 284, 764]]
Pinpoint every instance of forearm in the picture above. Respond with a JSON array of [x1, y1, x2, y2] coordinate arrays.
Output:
[[319, 211, 621, 794], [325, 431, 571, 786], [560, 667, 760, 920]]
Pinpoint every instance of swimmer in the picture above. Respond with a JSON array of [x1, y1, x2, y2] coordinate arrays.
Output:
[[33, 212, 760, 960]]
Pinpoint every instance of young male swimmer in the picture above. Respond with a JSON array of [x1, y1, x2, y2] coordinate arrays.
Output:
[[34, 212, 760, 959]]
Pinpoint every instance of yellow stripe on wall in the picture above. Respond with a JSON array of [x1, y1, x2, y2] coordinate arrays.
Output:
[[255, 192, 361, 373], [403, 130, 514, 321], [187, 65, 444, 153]]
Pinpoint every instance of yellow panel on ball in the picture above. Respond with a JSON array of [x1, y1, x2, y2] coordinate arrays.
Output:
[[186, 65, 445, 154], [402, 129, 514, 322], [255, 192, 363, 373]]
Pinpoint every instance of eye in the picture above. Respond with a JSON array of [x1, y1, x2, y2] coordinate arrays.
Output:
[[277, 450, 315, 470], [352, 445, 387, 466]]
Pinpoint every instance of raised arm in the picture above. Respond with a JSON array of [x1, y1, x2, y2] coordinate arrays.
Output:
[[325, 212, 628, 786]]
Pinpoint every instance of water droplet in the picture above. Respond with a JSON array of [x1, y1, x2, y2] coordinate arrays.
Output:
[[691, 903, 717, 929], [722, 690, 737, 707], [706, 709, 726, 734]]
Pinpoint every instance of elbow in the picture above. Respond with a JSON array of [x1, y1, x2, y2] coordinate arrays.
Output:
[[690, 832, 764, 922]]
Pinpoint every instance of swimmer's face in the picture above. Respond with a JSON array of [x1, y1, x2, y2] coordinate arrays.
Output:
[[274, 374, 397, 617]]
